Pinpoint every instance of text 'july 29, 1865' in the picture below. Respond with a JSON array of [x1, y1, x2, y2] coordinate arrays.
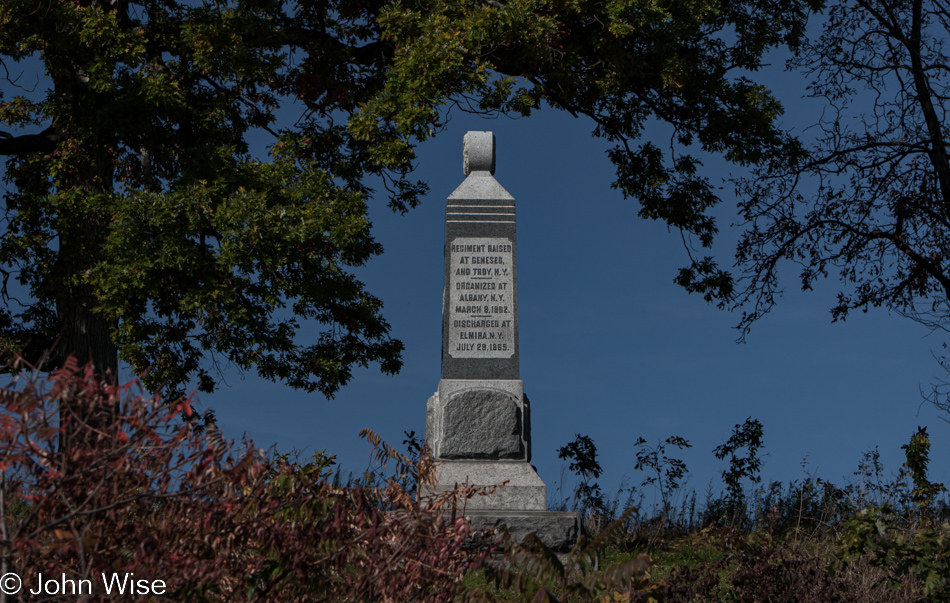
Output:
[[448, 237, 514, 358]]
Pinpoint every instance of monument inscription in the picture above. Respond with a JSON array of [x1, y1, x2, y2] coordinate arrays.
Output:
[[448, 236, 515, 358]]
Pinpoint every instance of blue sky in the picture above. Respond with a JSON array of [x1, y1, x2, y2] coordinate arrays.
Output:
[[3, 35, 948, 513], [205, 101, 950, 510]]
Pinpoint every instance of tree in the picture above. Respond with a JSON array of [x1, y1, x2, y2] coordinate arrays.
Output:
[[712, 417, 764, 525], [0, 0, 819, 398], [0, 0, 412, 395], [633, 434, 692, 526], [557, 433, 605, 515], [730, 0, 950, 338]]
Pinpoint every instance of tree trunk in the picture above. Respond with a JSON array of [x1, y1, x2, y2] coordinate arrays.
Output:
[[55, 235, 119, 460], [54, 142, 119, 455], [55, 139, 118, 380], [56, 281, 118, 380]]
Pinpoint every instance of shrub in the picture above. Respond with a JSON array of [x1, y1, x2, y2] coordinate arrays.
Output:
[[0, 358, 492, 601], [839, 506, 950, 600], [664, 530, 856, 602], [836, 427, 950, 600], [469, 509, 660, 603]]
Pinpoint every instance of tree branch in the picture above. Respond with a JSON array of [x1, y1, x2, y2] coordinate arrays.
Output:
[[0, 127, 62, 156], [272, 28, 393, 68]]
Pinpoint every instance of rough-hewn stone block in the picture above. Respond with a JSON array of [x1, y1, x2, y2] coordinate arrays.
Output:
[[441, 388, 523, 458]]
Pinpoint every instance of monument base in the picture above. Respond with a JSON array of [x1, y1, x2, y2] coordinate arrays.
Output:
[[429, 460, 546, 510], [425, 460, 582, 561], [463, 509, 582, 555]]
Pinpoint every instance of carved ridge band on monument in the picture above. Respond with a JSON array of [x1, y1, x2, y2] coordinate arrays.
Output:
[[446, 211, 514, 215], [446, 208, 514, 211], [446, 212, 514, 216], [445, 206, 515, 216]]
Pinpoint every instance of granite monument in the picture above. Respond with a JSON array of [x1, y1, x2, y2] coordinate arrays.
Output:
[[425, 131, 580, 553]]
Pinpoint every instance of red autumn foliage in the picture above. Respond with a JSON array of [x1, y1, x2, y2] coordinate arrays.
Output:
[[0, 358, 492, 602]]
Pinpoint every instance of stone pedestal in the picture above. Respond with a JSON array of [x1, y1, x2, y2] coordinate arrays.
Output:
[[464, 510, 581, 554], [428, 460, 545, 510], [424, 131, 580, 557]]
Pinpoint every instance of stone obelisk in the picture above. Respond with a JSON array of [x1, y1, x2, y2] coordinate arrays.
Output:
[[425, 131, 579, 552]]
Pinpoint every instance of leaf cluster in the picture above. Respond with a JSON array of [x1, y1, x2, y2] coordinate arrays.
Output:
[[900, 426, 946, 508]]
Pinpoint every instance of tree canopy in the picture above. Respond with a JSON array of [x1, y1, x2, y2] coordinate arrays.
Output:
[[0, 0, 820, 397]]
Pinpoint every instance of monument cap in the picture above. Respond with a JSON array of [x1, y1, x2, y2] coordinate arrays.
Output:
[[463, 131, 496, 176]]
